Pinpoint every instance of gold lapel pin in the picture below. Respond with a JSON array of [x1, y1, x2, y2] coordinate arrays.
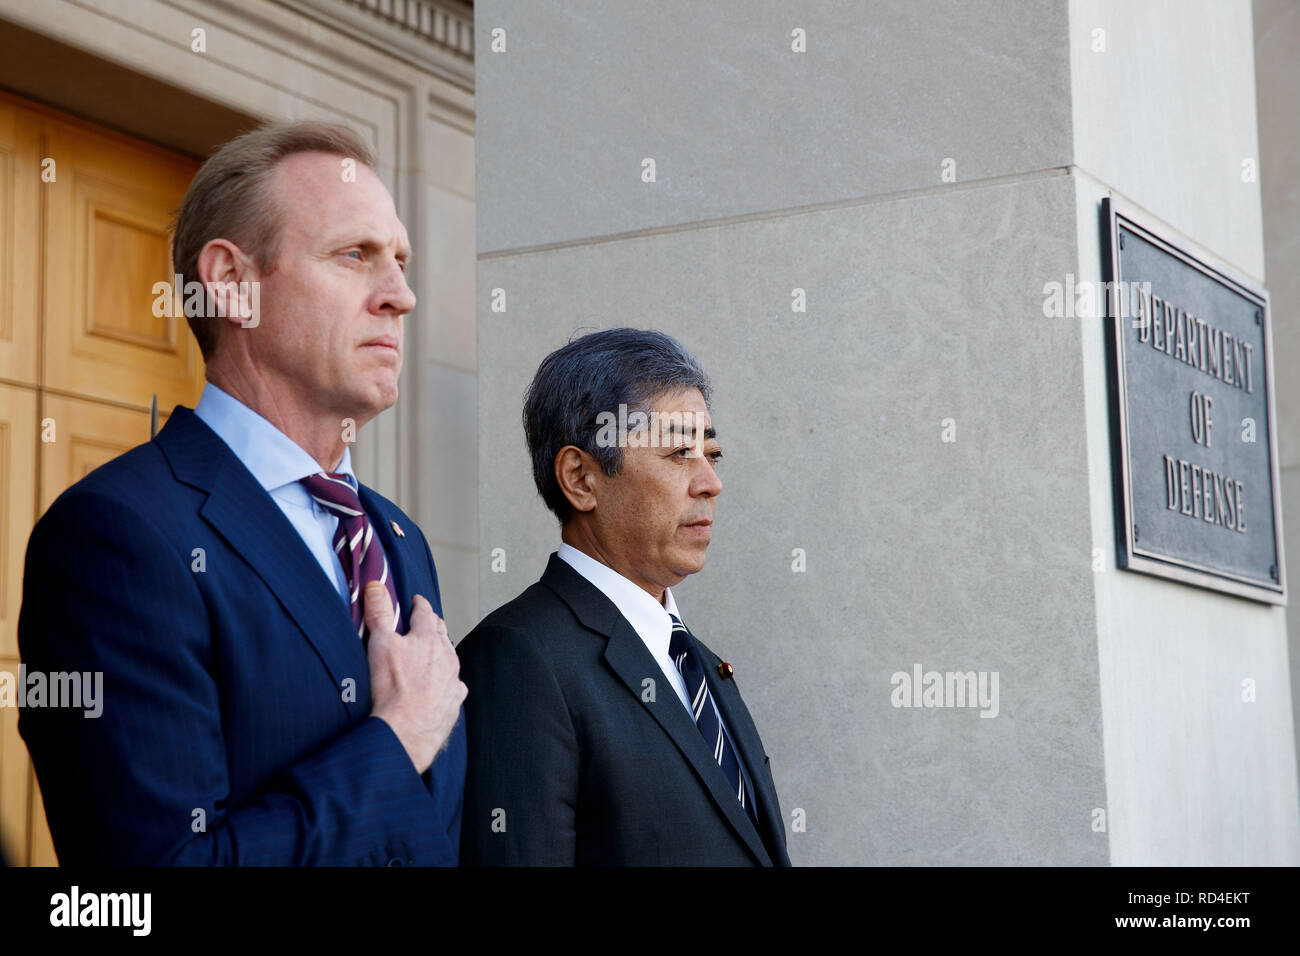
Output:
[[390, 520, 405, 538], [718, 661, 735, 680]]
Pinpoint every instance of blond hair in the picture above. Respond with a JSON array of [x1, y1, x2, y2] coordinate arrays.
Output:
[[170, 121, 377, 359]]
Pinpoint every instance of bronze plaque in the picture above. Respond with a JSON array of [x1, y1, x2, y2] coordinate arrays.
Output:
[[1104, 198, 1285, 604]]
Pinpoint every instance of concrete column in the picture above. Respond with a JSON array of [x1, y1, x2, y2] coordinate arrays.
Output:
[[474, 0, 1298, 864], [1254, 0, 1300, 829], [1071, 0, 1295, 867]]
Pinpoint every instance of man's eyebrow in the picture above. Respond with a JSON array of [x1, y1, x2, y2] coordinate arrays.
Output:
[[328, 234, 412, 258], [662, 424, 718, 440]]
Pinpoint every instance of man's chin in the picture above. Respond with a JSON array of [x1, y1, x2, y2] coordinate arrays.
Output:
[[673, 549, 709, 577], [341, 386, 399, 427], [365, 377, 401, 413]]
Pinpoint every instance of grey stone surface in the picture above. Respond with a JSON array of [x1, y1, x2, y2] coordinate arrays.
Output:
[[416, 361, 478, 552], [479, 174, 1110, 864], [1284, 464, 1300, 798], [1256, 0, 1300, 473], [1074, 172, 1299, 865], [420, 185, 478, 374], [475, 0, 1073, 253], [430, 542, 479, 644], [1093, 566, 1297, 864], [423, 115, 476, 203], [1070, 0, 1265, 279], [1255, 0, 1300, 818], [474, 0, 1298, 866]]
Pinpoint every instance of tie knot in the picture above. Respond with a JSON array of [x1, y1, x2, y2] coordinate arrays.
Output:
[[668, 613, 691, 659], [299, 472, 364, 517]]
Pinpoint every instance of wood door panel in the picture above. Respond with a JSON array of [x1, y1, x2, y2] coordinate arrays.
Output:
[[0, 655, 29, 866], [28, 775, 56, 866], [39, 392, 159, 511], [42, 119, 202, 410], [0, 98, 40, 387], [0, 385, 37, 862], [1, 93, 205, 867], [0, 383, 37, 659]]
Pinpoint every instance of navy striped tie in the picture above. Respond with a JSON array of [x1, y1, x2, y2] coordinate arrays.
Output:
[[668, 613, 760, 830], [299, 472, 401, 639]]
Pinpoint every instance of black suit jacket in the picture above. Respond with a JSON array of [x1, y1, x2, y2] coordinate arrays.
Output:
[[457, 553, 791, 866]]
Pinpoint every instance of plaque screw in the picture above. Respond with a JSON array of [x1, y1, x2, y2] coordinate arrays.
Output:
[[1255, 310, 1262, 325], [1133, 525, 1139, 542], [1270, 564, 1278, 581], [1119, 234, 1126, 250]]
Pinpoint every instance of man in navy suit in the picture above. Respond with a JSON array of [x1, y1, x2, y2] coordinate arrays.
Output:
[[17, 121, 466, 865], [458, 329, 791, 866]]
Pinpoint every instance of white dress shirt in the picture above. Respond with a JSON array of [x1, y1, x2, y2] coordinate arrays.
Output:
[[557, 542, 722, 723], [194, 382, 356, 606]]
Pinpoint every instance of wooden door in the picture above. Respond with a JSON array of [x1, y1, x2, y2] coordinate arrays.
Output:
[[0, 383, 37, 866], [0, 91, 201, 866]]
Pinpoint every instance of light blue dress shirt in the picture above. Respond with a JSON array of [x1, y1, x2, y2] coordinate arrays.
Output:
[[194, 382, 355, 607]]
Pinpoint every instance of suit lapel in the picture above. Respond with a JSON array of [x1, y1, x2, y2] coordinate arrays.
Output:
[[696, 636, 790, 865], [542, 554, 773, 866], [155, 406, 370, 724]]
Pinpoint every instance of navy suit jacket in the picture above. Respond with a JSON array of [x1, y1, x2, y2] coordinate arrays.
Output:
[[457, 554, 791, 866], [17, 406, 466, 865]]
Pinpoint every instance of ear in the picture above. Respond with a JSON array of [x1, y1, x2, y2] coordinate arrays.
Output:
[[195, 238, 260, 330], [555, 445, 599, 515]]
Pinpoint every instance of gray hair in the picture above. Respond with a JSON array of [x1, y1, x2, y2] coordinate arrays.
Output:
[[523, 328, 712, 522]]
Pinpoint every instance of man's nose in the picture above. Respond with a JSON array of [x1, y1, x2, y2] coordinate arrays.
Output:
[[695, 457, 722, 497], [379, 263, 417, 315]]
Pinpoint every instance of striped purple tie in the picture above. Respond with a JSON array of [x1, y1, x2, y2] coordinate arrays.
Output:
[[299, 472, 401, 639]]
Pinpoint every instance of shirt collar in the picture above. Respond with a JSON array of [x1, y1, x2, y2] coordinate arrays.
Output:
[[193, 382, 356, 493], [556, 542, 682, 651]]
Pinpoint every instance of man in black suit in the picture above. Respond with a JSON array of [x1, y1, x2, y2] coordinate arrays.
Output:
[[458, 328, 790, 866]]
